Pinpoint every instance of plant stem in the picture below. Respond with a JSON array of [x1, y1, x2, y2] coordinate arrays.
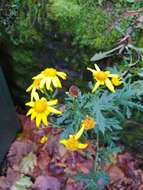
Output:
[[94, 131, 99, 172]]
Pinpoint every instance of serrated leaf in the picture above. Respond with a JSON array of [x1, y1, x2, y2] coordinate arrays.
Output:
[[90, 52, 112, 62], [90, 45, 123, 62], [131, 80, 143, 97], [11, 176, 33, 190], [137, 68, 143, 77], [128, 44, 143, 53], [20, 152, 37, 174]]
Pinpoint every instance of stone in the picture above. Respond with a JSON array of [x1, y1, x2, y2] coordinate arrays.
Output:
[[0, 66, 21, 165]]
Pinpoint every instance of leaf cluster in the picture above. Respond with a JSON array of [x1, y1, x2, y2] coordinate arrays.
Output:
[[55, 80, 143, 138], [75, 170, 109, 190]]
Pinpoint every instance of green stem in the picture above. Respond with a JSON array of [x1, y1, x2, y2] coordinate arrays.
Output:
[[94, 131, 99, 172]]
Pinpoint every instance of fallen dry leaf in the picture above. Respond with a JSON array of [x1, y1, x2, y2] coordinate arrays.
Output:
[[32, 175, 61, 190], [108, 165, 124, 183], [20, 152, 37, 174]]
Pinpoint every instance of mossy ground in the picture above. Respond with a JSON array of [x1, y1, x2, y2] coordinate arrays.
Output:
[[1, 0, 143, 105]]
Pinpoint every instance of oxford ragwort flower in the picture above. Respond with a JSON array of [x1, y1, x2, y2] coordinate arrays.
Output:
[[82, 116, 95, 130], [33, 68, 67, 90], [26, 78, 42, 100], [60, 125, 88, 151], [26, 97, 62, 127], [87, 64, 118, 93]]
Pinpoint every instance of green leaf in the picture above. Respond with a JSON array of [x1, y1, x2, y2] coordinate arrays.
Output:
[[20, 152, 37, 174], [90, 45, 123, 62], [126, 0, 135, 3]]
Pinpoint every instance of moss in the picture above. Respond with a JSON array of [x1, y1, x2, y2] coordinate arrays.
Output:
[[2, 0, 142, 105], [49, 0, 131, 50], [137, 35, 143, 48], [10, 47, 40, 104]]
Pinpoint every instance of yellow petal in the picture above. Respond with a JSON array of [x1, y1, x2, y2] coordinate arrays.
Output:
[[41, 97, 47, 101], [105, 71, 110, 75], [60, 139, 67, 145], [75, 125, 85, 140], [94, 64, 101, 71], [31, 89, 39, 101], [92, 82, 100, 93], [109, 74, 119, 78], [41, 114, 48, 126], [31, 111, 37, 120], [25, 102, 34, 107], [87, 67, 96, 75], [105, 78, 115, 92], [57, 72, 67, 79], [111, 76, 123, 86], [27, 108, 33, 116], [40, 136, 48, 144], [78, 143, 88, 149], [40, 135, 48, 144], [47, 99, 58, 106], [56, 76, 62, 87], [45, 78, 52, 90], [36, 114, 42, 127], [26, 84, 33, 92], [52, 77, 62, 88], [47, 107, 62, 114], [51, 77, 58, 88], [32, 73, 43, 80], [39, 78, 46, 88]]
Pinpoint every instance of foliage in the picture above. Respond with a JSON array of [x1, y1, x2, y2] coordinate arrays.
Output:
[[75, 170, 109, 190], [24, 58, 143, 189], [0, 0, 21, 39], [1, 1, 143, 189], [1, 0, 138, 49], [55, 80, 143, 138], [49, 0, 123, 49], [1, 0, 143, 106], [0, 0, 44, 45]]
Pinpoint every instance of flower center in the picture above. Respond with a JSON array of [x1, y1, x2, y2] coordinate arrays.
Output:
[[67, 136, 79, 150], [42, 68, 57, 77], [83, 116, 95, 129], [34, 78, 41, 88], [95, 71, 108, 81], [34, 99, 47, 113]]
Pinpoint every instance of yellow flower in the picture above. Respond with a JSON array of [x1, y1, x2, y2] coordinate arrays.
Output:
[[111, 75, 123, 87], [87, 64, 118, 93], [82, 116, 95, 130], [26, 78, 42, 100], [40, 136, 48, 144], [26, 97, 62, 127], [60, 125, 88, 151], [33, 68, 67, 90]]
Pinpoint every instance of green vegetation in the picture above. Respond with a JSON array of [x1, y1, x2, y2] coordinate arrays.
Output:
[[0, 0, 143, 103], [1, 0, 143, 189]]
